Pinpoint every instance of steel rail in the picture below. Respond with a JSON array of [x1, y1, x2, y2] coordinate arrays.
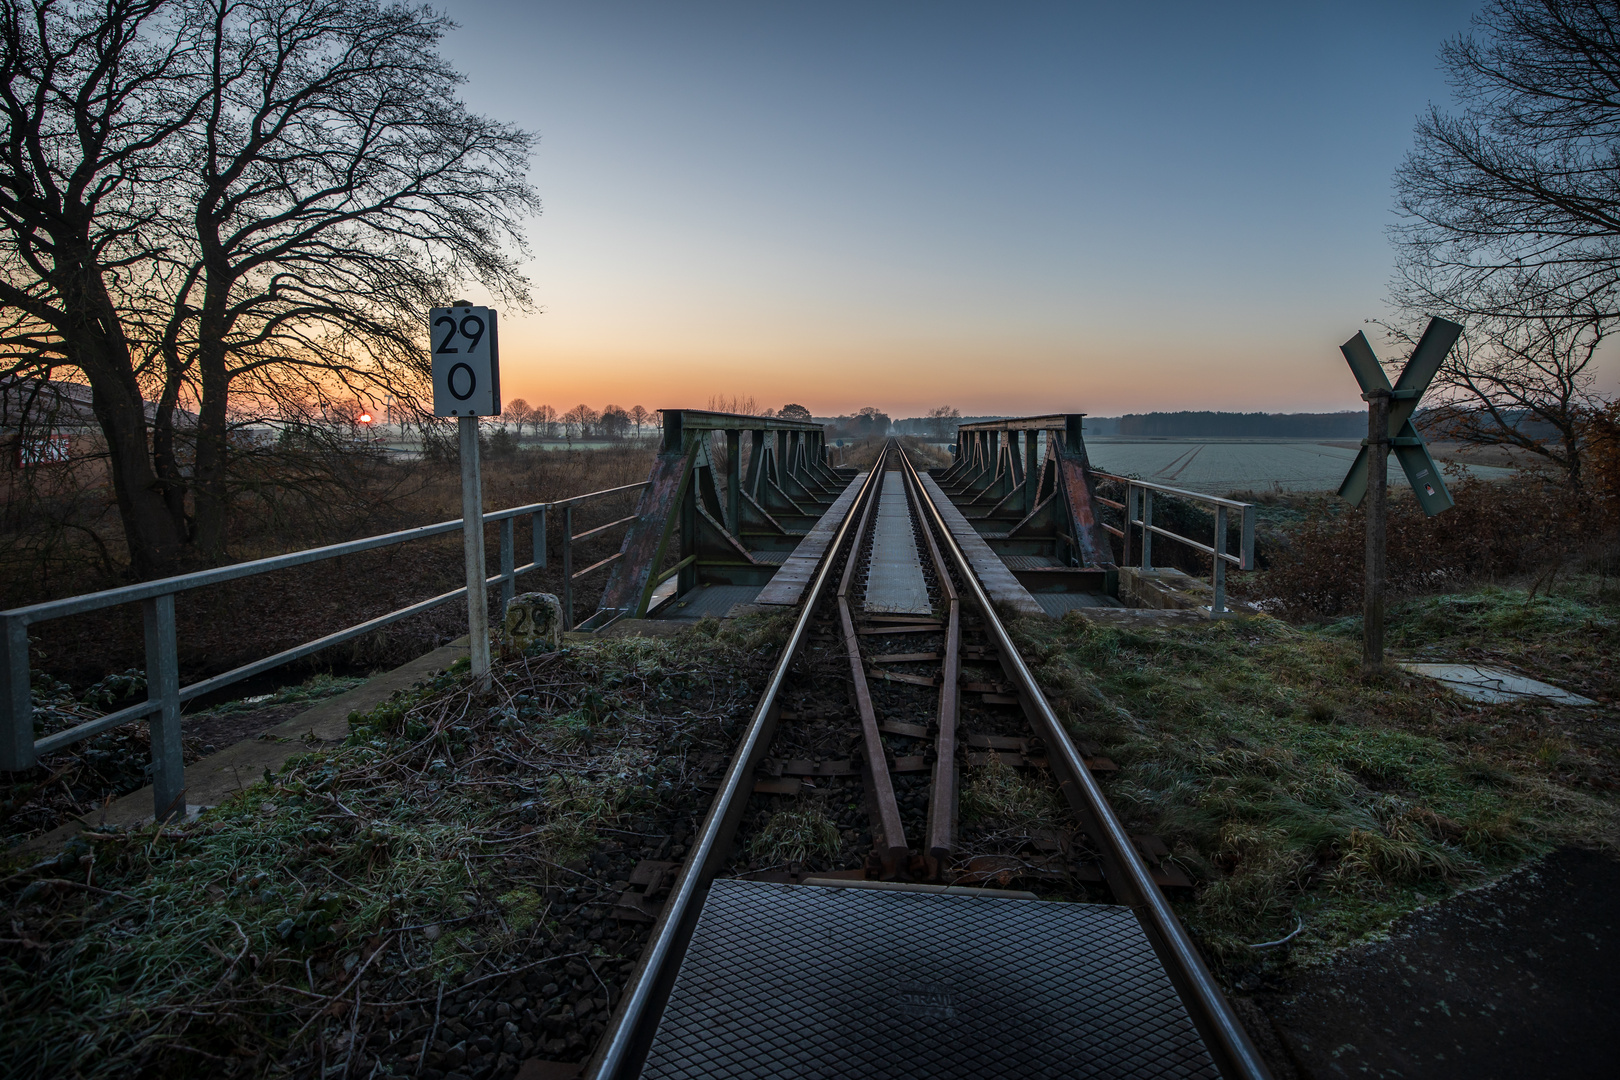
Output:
[[897, 448, 1272, 1080], [900, 456, 961, 868], [835, 444, 907, 870], [592, 460, 886, 1080]]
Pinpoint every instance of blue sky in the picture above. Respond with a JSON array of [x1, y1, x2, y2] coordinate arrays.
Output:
[[434, 1, 1583, 417]]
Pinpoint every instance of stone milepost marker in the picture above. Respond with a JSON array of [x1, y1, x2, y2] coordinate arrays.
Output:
[[431, 301, 501, 679], [1337, 316, 1462, 677]]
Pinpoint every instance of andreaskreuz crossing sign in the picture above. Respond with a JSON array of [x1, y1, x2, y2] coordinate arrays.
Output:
[[431, 305, 501, 417], [1337, 316, 1462, 517]]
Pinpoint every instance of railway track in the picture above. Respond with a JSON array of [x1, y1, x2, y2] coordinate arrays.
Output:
[[592, 440, 1270, 1080]]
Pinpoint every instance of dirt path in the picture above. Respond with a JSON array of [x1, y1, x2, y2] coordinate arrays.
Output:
[[1255, 847, 1620, 1079]]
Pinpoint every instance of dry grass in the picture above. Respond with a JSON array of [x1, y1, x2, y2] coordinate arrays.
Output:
[[19, 445, 657, 690], [1246, 474, 1613, 620], [749, 804, 842, 867], [841, 435, 950, 470]]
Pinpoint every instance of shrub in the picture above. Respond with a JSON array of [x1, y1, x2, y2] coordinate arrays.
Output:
[[1251, 475, 1584, 619]]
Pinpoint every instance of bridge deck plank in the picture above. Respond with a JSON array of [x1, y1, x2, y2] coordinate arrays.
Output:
[[918, 472, 1044, 617], [754, 472, 868, 608]]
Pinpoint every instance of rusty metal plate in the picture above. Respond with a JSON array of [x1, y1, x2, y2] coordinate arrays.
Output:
[[638, 879, 1217, 1079]]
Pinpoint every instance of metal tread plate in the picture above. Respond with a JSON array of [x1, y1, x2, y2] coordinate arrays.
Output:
[[651, 584, 763, 620], [1034, 592, 1126, 615], [639, 879, 1218, 1079], [862, 472, 931, 615]]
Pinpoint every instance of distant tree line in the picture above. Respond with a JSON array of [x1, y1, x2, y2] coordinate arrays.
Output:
[[496, 402, 654, 442]]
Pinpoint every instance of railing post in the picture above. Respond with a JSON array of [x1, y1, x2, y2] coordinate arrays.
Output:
[[562, 504, 574, 630], [1, 615, 35, 772], [1122, 484, 1135, 568], [500, 517, 515, 610], [1141, 489, 1154, 573], [1212, 506, 1228, 615], [143, 593, 185, 821], [533, 506, 547, 569]]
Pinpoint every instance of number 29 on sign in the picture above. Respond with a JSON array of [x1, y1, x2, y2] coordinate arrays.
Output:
[[430, 305, 501, 417]]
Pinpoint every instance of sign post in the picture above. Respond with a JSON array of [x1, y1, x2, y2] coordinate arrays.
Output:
[[1336, 316, 1462, 676], [431, 303, 501, 680]]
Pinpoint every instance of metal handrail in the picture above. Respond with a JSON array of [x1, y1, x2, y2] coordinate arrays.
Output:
[[1088, 470, 1256, 615], [1, 479, 649, 820]]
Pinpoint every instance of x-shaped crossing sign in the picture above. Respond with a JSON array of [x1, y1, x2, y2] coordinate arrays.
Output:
[[1337, 316, 1463, 518]]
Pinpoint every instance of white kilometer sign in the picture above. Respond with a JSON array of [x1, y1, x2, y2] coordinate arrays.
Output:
[[431, 305, 501, 416]]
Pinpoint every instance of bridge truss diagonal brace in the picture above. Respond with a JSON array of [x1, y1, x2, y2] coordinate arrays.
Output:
[[597, 449, 696, 619], [596, 409, 833, 622], [1052, 432, 1115, 569]]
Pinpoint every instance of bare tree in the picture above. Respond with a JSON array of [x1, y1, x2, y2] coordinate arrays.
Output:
[[1386, 305, 1602, 485], [708, 393, 761, 415], [0, 0, 205, 575], [1391, 0, 1620, 484], [926, 405, 960, 440], [629, 404, 650, 438], [534, 403, 556, 439], [561, 403, 597, 443], [504, 397, 531, 437], [600, 404, 629, 440], [0, 0, 536, 572]]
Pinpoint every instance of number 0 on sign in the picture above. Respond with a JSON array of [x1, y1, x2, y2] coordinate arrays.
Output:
[[431, 306, 501, 416]]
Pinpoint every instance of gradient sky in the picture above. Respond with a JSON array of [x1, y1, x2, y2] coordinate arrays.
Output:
[[435, 1, 1615, 419]]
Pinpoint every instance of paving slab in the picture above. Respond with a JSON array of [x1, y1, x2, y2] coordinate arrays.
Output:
[[1402, 663, 1596, 706]]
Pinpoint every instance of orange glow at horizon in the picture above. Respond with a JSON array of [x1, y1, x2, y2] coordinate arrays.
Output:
[[489, 316, 1425, 420]]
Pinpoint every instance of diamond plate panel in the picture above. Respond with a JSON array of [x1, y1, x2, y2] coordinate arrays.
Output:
[[651, 584, 763, 620], [863, 472, 931, 615], [639, 880, 1219, 1079], [1034, 593, 1125, 615]]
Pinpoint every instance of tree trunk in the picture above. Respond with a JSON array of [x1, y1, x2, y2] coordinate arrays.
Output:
[[189, 304, 232, 561], [54, 264, 189, 579]]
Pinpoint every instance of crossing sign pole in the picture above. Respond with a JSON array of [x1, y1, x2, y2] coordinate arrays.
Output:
[[432, 303, 501, 681], [1337, 316, 1462, 676]]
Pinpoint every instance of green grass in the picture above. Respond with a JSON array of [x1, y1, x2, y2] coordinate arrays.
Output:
[[1011, 584, 1619, 971], [0, 618, 785, 1078]]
